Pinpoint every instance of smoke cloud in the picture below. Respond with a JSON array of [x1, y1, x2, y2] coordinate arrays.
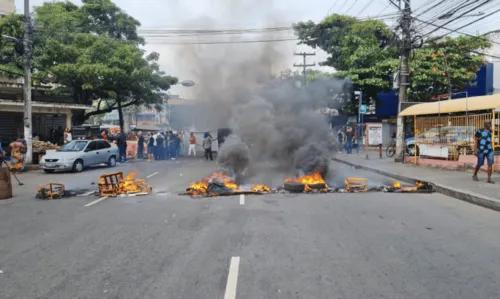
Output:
[[172, 1, 350, 183]]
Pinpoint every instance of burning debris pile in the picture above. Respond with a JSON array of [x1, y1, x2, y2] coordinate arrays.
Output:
[[284, 171, 328, 193], [385, 181, 434, 193], [36, 183, 66, 200], [185, 172, 271, 197], [182, 172, 434, 197], [98, 171, 152, 197]]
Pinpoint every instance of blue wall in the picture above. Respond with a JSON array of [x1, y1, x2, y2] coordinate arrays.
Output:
[[373, 63, 494, 119]]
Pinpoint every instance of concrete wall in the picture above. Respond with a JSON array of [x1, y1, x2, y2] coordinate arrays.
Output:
[[0, 0, 15, 15]]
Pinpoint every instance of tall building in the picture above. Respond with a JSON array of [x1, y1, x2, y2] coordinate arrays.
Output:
[[0, 0, 15, 15]]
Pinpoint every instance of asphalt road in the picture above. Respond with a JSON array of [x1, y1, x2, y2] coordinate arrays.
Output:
[[1, 159, 500, 299]]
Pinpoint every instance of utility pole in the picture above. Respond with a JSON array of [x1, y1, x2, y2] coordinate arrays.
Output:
[[293, 52, 315, 87], [23, 0, 33, 164], [394, 0, 412, 161]]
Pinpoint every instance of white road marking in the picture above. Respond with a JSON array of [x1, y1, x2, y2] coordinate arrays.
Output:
[[84, 197, 108, 207], [78, 191, 95, 197], [224, 256, 240, 299], [146, 172, 159, 179], [239, 194, 245, 205]]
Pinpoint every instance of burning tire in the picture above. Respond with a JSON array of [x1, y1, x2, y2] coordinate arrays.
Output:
[[284, 181, 305, 193], [308, 183, 327, 190]]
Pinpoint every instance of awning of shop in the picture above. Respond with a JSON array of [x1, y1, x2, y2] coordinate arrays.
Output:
[[132, 124, 163, 132], [399, 94, 500, 116]]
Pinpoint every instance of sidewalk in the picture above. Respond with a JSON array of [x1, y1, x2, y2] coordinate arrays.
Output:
[[333, 152, 500, 211]]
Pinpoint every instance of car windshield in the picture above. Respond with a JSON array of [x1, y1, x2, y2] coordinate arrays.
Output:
[[58, 141, 88, 152]]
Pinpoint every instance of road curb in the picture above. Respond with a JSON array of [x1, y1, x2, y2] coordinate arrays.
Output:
[[332, 157, 500, 212]]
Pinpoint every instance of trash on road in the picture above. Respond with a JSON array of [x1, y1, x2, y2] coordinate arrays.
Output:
[[385, 180, 434, 193], [36, 183, 65, 200], [184, 172, 271, 197], [98, 171, 152, 197], [345, 178, 369, 192]]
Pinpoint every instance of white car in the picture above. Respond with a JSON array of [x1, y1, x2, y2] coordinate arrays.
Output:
[[39, 140, 119, 173]]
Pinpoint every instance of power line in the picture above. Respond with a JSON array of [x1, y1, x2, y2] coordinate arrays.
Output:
[[343, 0, 359, 15], [421, 0, 493, 38], [357, 0, 376, 17], [413, 16, 500, 46], [145, 37, 298, 45], [426, 5, 500, 42], [326, 0, 342, 16], [293, 52, 315, 86]]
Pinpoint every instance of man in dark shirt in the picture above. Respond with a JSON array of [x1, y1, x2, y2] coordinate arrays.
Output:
[[473, 120, 494, 184], [117, 132, 128, 163]]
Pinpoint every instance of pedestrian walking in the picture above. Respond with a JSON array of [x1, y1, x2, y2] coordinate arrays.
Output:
[[137, 131, 144, 160], [147, 133, 155, 162], [203, 132, 216, 161], [117, 132, 128, 163], [473, 119, 495, 184], [188, 132, 197, 156]]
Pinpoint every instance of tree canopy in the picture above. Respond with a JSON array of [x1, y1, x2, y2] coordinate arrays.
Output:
[[293, 14, 492, 114], [0, 0, 177, 129]]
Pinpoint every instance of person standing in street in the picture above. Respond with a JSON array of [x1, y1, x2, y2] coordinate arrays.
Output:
[[337, 129, 344, 153], [155, 132, 164, 160], [137, 131, 144, 160], [101, 129, 109, 141], [203, 132, 216, 161], [345, 127, 354, 154], [117, 132, 128, 163], [188, 132, 197, 156], [64, 128, 72, 144], [147, 133, 155, 162], [473, 119, 495, 184], [178, 131, 185, 157]]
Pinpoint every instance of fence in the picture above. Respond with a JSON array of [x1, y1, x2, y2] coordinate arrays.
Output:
[[412, 112, 496, 161]]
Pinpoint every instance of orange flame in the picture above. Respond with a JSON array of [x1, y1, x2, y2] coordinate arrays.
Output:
[[187, 172, 239, 195], [392, 181, 401, 189], [286, 171, 328, 191], [252, 184, 271, 192], [98, 171, 152, 196]]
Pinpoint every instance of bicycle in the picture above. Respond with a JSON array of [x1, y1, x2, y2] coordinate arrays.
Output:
[[386, 139, 396, 157]]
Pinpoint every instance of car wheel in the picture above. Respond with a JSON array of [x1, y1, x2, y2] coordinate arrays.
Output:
[[44, 169, 55, 173], [407, 145, 419, 156], [284, 181, 305, 193], [108, 156, 117, 167], [72, 160, 84, 173]]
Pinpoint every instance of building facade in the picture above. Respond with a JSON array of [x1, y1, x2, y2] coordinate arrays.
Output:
[[0, 0, 15, 15]]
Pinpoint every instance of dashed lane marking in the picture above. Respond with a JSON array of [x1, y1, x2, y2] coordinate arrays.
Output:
[[146, 172, 159, 179], [224, 256, 240, 299], [84, 196, 108, 207], [239, 194, 245, 205]]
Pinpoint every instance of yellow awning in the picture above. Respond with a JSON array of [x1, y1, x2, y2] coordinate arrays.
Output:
[[399, 94, 500, 116]]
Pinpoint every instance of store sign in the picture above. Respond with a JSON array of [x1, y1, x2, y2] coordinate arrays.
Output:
[[359, 105, 367, 114], [368, 124, 383, 145]]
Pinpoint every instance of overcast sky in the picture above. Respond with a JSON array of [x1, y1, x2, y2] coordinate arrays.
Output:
[[13, 0, 500, 96]]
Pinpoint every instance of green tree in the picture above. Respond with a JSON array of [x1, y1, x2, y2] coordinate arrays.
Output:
[[408, 35, 491, 101], [294, 14, 399, 114], [0, 0, 177, 131], [293, 14, 492, 111]]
